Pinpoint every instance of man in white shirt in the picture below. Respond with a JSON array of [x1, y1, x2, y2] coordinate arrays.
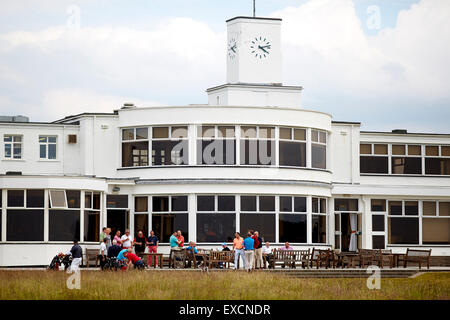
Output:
[[121, 229, 132, 250], [98, 238, 108, 269], [262, 242, 272, 269]]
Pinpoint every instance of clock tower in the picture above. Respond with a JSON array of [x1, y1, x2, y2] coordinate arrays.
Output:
[[207, 16, 302, 108], [226, 16, 282, 85]]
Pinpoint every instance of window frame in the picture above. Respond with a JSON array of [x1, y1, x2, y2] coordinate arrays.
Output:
[[39, 135, 58, 160], [3, 134, 23, 160]]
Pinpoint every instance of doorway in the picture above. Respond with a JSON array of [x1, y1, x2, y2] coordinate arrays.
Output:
[[107, 209, 129, 238], [335, 212, 361, 252]]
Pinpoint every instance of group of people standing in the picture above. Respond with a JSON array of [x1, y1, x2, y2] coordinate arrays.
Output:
[[233, 230, 265, 272]]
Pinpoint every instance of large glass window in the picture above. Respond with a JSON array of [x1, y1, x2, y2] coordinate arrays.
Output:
[[239, 195, 275, 242], [197, 195, 235, 243], [107, 195, 128, 208], [152, 126, 188, 166], [122, 127, 148, 167], [4, 135, 22, 159], [49, 210, 80, 241], [279, 127, 306, 167], [39, 136, 57, 160], [197, 125, 236, 165], [360, 144, 388, 174], [7, 190, 24, 207], [85, 210, 100, 242], [387, 200, 419, 244], [391, 144, 422, 174], [7, 209, 44, 241], [311, 130, 327, 169], [240, 126, 275, 165], [152, 195, 188, 243], [312, 197, 327, 243], [279, 196, 307, 243]]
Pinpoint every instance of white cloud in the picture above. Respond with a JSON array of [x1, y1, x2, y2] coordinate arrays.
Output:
[[0, 0, 449, 132]]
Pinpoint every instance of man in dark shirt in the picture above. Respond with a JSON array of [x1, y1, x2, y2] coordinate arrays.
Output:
[[68, 239, 82, 273], [254, 231, 263, 269], [146, 230, 159, 267], [133, 230, 146, 255], [107, 240, 122, 258]]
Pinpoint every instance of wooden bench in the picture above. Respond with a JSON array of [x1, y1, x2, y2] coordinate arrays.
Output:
[[85, 249, 99, 267], [269, 249, 296, 269], [403, 248, 432, 269], [207, 251, 234, 269], [291, 249, 310, 269], [310, 248, 334, 269]]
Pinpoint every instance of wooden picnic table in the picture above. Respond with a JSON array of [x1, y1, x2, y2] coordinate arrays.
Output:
[[139, 253, 164, 269]]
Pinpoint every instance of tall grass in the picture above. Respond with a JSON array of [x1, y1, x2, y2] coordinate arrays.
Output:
[[0, 270, 448, 300]]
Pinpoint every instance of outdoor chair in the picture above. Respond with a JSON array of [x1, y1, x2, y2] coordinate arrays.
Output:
[[85, 249, 99, 267], [403, 248, 432, 269]]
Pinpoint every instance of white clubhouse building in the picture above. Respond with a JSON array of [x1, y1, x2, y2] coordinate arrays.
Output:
[[1, 16, 449, 266]]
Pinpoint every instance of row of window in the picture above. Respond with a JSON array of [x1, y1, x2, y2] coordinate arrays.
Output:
[[370, 199, 450, 247], [4, 135, 57, 160], [360, 143, 450, 175], [0, 189, 100, 242], [130, 195, 328, 244], [121, 125, 327, 169]]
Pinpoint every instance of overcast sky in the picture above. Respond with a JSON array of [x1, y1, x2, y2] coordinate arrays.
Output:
[[0, 0, 449, 133]]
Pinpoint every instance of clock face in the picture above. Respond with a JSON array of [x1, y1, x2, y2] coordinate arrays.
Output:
[[228, 38, 238, 60], [250, 36, 271, 59]]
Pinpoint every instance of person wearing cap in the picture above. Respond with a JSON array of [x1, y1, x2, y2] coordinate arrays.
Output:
[[67, 239, 82, 273]]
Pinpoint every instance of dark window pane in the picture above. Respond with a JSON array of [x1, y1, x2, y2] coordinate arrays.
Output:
[[280, 196, 292, 212], [135, 197, 148, 212], [334, 199, 358, 212], [372, 235, 385, 249], [405, 201, 418, 216], [197, 140, 236, 165], [26, 189, 44, 208], [7, 210, 44, 241], [49, 210, 80, 241], [240, 140, 275, 165], [85, 192, 92, 209], [84, 211, 100, 242], [372, 215, 385, 232], [241, 196, 256, 211], [197, 214, 235, 243], [153, 196, 169, 212], [7, 190, 24, 207], [171, 196, 188, 212], [107, 195, 128, 208], [371, 199, 386, 212], [153, 140, 188, 166], [122, 141, 148, 167], [312, 197, 319, 213], [107, 210, 128, 238], [134, 214, 148, 237], [389, 201, 402, 215], [93, 193, 101, 210], [392, 157, 422, 174], [66, 190, 80, 209], [259, 196, 275, 211], [312, 144, 326, 169], [197, 196, 215, 211], [388, 217, 419, 244], [152, 214, 188, 243], [360, 156, 388, 174], [279, 214, 307, 243], [312, 215, 327, 243], [240, 214, 275, 242], [294, 197, 307, 212], [279, 141, 306, 167], [425, 158, 450, 175], [218, 196, 235, 211]]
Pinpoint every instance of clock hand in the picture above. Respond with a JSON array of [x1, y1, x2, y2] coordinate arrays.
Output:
[[258, 46, 269, 54], [231, 45, 237, 53]]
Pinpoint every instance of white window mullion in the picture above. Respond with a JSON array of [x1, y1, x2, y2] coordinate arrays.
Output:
[[80, 190, 85, 243], [275, 195, 279, 243]]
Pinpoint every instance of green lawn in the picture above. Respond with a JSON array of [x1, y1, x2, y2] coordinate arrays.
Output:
[[0, 270, 449, 300]]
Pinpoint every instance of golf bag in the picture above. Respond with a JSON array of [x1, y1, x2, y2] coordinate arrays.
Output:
[[103, 257, 127, 271], [47, 253, 72, 270]]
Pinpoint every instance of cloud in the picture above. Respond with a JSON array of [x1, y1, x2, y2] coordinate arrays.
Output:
[[0, 0, 449, 132], [271, 0, 450, 131]]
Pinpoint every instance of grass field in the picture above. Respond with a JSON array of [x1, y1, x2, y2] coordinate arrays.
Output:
[[0, 270, 449, 300]]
